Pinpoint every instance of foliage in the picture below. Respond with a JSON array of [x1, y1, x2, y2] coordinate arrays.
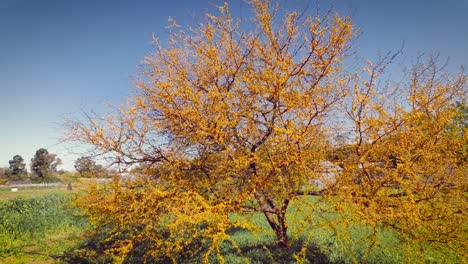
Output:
[[75, 156, 109, 178], [0, 194, 88, 260], [447, 101, 468, 162], [30, 148, 61, 180], [7, 155, 27, 180], [66, 0, 467, 262], [59, 171, 81, 185], [74, 156, 95, 177], [69, 190, 463, 263]]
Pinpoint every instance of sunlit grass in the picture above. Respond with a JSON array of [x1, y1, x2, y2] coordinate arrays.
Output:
[[0, 194, 89, 263], [0, 185, 71, 200], [214, 196, 461, 263], [0, 191, 462, 263]]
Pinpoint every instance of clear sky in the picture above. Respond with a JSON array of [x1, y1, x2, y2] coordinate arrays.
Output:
[[1, 0, 467, 171]]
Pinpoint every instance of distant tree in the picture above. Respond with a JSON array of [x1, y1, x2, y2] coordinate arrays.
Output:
[[445, 101, 468, 162], [453, 101, 468, 128], [92, 164, 109, 178], [0, 167, 6, 178], [7, 155, 27, 179], [75, 156, 96, 177], [30, 148, 59, 178], [75, 156, 108, 178]]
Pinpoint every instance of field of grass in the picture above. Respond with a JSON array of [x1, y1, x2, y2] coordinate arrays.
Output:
[[0, 193, 88, 263], [0, 187, 463, 263], [176, 198, 408, 263], [62, 194, 462, 263], [220, 196, 461, 264], [0, 185, 72, 200]]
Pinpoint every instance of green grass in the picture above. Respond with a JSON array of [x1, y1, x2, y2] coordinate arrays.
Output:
[[0, 185, 73, 200], [213, 197, 398, 264], [215, 196, 462, 263], [62, 194, 462, 263], [1, 192, 462, 263], [0, 194, 89, 263]]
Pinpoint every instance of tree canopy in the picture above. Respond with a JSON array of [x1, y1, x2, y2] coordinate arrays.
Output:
[[67, 1, 467, 262], [30, 148, 61, 179], [8, 155, 27, 179], [74, 156, 107, 178]]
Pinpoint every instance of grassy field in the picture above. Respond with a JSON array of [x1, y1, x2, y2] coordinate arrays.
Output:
[[178, 196, 460, 264], [0, 193, 88, 264], [0, 186, 463, 263], [63, 194, 462, 263], [0, 185, 72, 200]]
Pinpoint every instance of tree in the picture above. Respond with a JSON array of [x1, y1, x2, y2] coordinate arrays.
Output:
[[67, 1, 466, 262], [75, 156, 108, 178], [30, 148, 60, 179], [75, 156, 95, 177], [7, 155, 27, 179], [447, 101, 468, 162]]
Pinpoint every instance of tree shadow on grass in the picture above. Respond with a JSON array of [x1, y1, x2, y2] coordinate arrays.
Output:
[[214, 227, 331, 264], [60, 225, 332, 264], [217, 241, 331, 264]]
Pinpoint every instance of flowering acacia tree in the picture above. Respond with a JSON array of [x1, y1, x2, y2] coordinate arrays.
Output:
[[66, 1, 466, 262]]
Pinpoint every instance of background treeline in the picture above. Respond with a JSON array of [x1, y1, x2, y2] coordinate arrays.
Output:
[[0, 148, 115, 184]]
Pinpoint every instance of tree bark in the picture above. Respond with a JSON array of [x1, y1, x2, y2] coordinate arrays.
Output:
[[274, 211, 289, 248], [254, 191, 290, 248]]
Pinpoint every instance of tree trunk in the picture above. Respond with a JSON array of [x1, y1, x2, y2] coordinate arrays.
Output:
[[274, 211, 289, 248], [255, 191, 290, 248]]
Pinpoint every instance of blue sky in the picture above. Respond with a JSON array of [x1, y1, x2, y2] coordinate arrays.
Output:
[[1, 0, 467, 171]]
